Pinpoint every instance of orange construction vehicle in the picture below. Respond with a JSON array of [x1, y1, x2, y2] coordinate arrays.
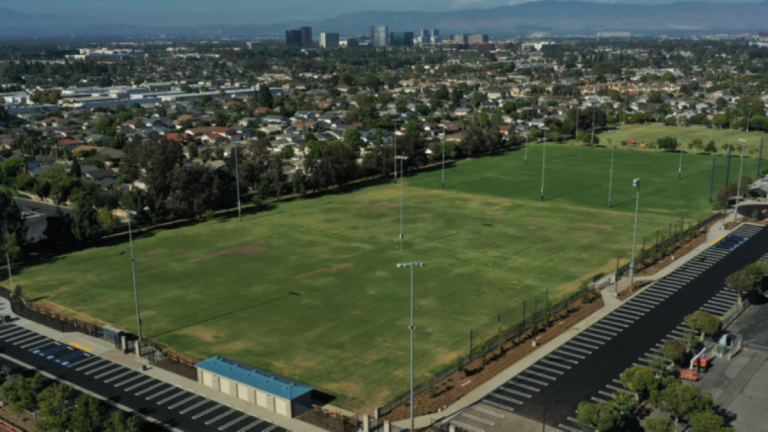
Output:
[[681, 348, 708, 381]]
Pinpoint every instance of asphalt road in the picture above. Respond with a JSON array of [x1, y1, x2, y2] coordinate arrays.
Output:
[[464, 224, 768, 431], [13, 198, 72, 242], [0, 325, 289, 432]]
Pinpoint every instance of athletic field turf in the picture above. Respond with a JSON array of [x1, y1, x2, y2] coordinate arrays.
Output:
[[9, 144, 761, 410]]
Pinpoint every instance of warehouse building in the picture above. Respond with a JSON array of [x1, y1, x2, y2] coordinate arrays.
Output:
[[195, 356, 313, 418]]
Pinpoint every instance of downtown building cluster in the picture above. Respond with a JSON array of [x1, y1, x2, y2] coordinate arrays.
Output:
[[285, 25, 496, 50]]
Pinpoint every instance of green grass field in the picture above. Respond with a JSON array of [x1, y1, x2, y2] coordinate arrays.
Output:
[[562, 124, 768, 154], [8, 144, 761, 410]]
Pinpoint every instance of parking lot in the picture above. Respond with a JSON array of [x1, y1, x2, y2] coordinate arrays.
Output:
[[0, 325, 290, 432], [446, 224, 768, 432]]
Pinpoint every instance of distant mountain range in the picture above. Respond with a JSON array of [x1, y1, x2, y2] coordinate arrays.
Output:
[[1, 1, 767, 39]]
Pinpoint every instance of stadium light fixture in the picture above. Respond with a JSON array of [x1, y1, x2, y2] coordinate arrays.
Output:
[[396, 262, 425, 432], [629, 178, 641, 291]]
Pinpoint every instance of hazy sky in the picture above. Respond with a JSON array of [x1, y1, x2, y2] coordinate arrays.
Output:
[[0, 0, 756, 26]]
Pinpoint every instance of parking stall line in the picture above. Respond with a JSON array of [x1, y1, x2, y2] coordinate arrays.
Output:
[[607, 385, 633, 394], [580, 331, 611, 341], [546, 354, 578, 365], [471, 406, 505, 418], [157, 390, 188, 405], [529, 365, 563, 376], [705, 302, 730, 311], [670, 329, 684, 336], [666, 334, 682, 340], [599, 391, 616, 398], [539, 359, 571, 369], [0, 328, 26, 338], [574, 336, 604, 345], [602, 316, 634, 325], [168, 395, 198, 410], [76, 359, 107, 372], [8, 333, 39, 344], [523, 370, 557, 381], [219, 414, 251, 431], [114, 374, 145, 388], [637, 357, 649, 363], [515, 375, 549, 386], [146, 386, 177, 400], [507, 381, 540, 392], [21, 338, 52, 349], [708, 298, 734, 307], [236, 420, 265, 432], [558, 423, 582, 432], [595, 321, 627, 330], [555, 349, 586, 360], [639, 293, 668, 301], [67, 355, 95, 368], [569, 340, 601, 350], [630, 298, 659, 307], [700, 306, 722, 314], [128, 379, 159, 393], [561, 344, 593, 355], [491, 393, 524, 404], [206, 408, 237, 425], [483, 399, 515, 413], [499, 386, 532, 398], [451, 421, 484, 432], [262, 425, 279, 432], [612, 310, 643, 318], [621, 304, 651, 313], [651, 284, 678, 291], [86, 363, 117, 376], [13, 335, 46, 346], [180, 399, 212, 414], [103, 370, 135, 383], [591, 397, 607, 403], [95, 367, 125, 379], [461, 412, 495, 426], [193, 404, 225, 420], [585, 327, 618, 337]]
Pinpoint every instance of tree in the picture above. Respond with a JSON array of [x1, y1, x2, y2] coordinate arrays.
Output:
[[455, 355, 466, 376], [620, 366, 657, 400], [660, 339, 686, 363], [71, 198, 102, 241], [689, 411, 735, 432], [682, 331, 701, 353], [684, 310, 721, 339], [168, 165, 223, 218], [705, 140, 718, 153], [0, 189, 27, 252], [259, 84, 273, 109], [214, 111, 229, 127], [726, 270, 757, 302], [69, 394, 103, 432], [121, 138, 183, 224], [70, 158, 82, 179], [318, 142, 358, 188], [654, 382, 714, 428], [688, 138, 704, 154], [187, 142, 199, 159], [44, 207, 75, 245], [657, 136, 679, 151], [363, 74, 380, 92], [103, 409, 141, 432], [36, 383, 73, 432], [577, 400, 624, 431], [646, 353, 667, 378], [97, 207, 120, 234], [343, 128, 364, 149], [644, 417, 674, 432]]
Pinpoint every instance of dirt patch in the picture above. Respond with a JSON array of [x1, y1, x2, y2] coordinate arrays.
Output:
[[529, 226, 538, 230], [178, 326, 222, 343], [580, 222, 614, 229], [137, 269, 159, 277], [173, 249, 187, 254], [369, 203, 399, 210], [526, 216, 548, 221], [188, 242, 266, 263], [486, 211, 506, 215], [295, 263, 354, 279], [146, 250, 160, 255]]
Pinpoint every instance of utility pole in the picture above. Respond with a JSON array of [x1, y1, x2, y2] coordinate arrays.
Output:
[[396, 155, 409, 250], [127, 209, 143, 340], [590, 102, 596, 150], [608, 141, 615, 208], [629, 178, 641, 291], [541, 127, 549, 201], [234, 142, 242, 221], [396, 262, 425, 432]]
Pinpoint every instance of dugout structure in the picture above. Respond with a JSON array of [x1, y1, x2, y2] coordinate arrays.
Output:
[[195, 356, 313, 417]]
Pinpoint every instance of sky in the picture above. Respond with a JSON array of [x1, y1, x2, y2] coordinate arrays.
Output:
[[0, 0, 759, 26]]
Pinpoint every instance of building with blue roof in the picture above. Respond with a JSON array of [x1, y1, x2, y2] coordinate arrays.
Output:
[[195, 355, 313, 418]]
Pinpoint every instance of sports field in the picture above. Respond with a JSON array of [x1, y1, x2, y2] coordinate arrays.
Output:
[[562, 124, 768, 153], [9, 144, 761, 410]]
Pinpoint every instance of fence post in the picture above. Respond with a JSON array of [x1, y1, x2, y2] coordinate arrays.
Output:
[[374, 407, 381, 420], [449, 424, 456, 432], [362, 414, 370, 432], [384, 420, 391, 432]]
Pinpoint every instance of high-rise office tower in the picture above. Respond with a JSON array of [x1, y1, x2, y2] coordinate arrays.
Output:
[[371, 26, 389, 47], [420, 29, 429, 39], [320, 33, 340, 48], [285, 30, 302, 46], [300, 27, 313, 47], [390, 32, 414, 47]]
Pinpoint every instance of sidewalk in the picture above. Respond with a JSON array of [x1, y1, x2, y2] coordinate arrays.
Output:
[[395, 215, 744, 430], [0, 296, 326, 432]]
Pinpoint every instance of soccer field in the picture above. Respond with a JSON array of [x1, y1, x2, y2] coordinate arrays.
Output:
[[9, 145, 760, 410]]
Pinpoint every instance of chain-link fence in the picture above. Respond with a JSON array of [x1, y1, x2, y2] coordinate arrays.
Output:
[[0, 286, 104, 338]]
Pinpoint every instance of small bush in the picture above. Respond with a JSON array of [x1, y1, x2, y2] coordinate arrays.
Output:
[[204, 209, 215, 221]]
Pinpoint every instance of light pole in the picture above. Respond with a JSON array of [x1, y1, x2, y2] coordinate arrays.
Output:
[[393, 119, 402, 184], [629, 178, 641, 291], [540, 127, 549, 201], [590, 102, 597, 150], [734, 138, 748, 222], [441, 133, 446, 189], [233, 142, 242, 221], [725, 111, 735, 187], [126, 207, 148, 341], [396, 155, 409, 250], [607, 131, 620, 208], [678, 119, 685, 180], [397, 262, 425, 432], [524, 109, 531, 165]]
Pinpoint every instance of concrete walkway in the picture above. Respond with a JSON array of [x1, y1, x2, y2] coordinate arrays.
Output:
[[0, 296, 326, 432], [395, 213, 746, 430]]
